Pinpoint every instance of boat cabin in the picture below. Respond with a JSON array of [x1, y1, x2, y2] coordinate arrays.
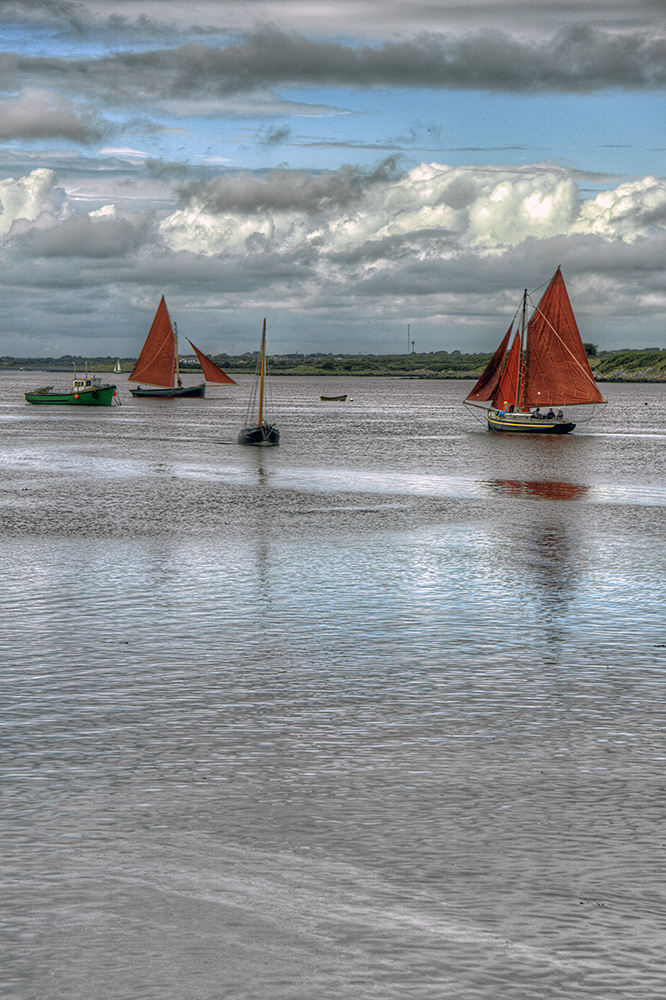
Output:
[[72, 375, 103, 391]]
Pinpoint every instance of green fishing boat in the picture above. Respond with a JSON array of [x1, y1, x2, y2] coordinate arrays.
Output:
[[25, 372, 118, 406]]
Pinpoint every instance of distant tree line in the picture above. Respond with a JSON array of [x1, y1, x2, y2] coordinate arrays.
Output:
[[3, 347, 666, 380]]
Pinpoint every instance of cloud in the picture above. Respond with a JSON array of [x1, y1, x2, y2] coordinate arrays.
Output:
[[0, 89, 110, 142], [0, 167, 68, 235], [2, 160, 666, 355], [17, 207, 151, 257], [3, 25, 666, 109], [159, 162, 584, 258], [2, 1, 660, 40], [175, 160, 397, 214], [575, 176, 666, 240]]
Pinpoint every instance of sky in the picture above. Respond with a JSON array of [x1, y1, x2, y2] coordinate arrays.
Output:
[[0, 0, 665, 358]]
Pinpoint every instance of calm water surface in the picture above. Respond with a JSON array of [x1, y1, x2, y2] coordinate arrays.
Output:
[[1, 373, 665, 999]]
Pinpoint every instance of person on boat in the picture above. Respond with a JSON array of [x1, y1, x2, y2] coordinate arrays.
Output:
[[508, 404, 515, 412], [177, 376, 183, 388], [532, 406, 542, 418], [546, 408, 555, 419], [556, 409, 563, 420]]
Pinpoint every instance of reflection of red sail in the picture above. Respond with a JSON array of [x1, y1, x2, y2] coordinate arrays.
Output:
[[129, 296, 175, 388], [465, 326, 512, 403], [186, 339, 236, 385], [523, 268, 605, 407], [492, 333, 520, 410], [482, 479, 589, 501]]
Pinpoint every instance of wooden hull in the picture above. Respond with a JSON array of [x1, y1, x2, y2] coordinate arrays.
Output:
[[237, 423, 280, 447], [487, 411, 575, 434], [25, 384, 117, 406], [130, 384, 205, 398], [320, 394, 347, 401]]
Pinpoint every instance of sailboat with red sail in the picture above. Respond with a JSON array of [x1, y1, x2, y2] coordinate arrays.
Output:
[[464, 267, 605, 434], [129, 296, 236, 398]]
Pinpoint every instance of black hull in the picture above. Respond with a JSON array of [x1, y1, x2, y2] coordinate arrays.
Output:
[[320, 395, 347, 401], [237, 424, 280, 447], [488, 412, 575, 434], [130, 384, 205, 398]]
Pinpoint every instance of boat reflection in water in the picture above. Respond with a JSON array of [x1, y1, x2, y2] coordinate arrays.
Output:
[[478, 479, 590, 502]]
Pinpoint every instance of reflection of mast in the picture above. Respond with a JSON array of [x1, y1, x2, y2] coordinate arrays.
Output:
[[252, 457, 272, 603]]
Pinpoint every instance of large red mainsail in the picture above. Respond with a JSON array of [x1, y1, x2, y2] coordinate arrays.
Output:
[[129, 296, 176, 388], [522, 268, 605, 407], [465, 326, 512, 403], [186, 339, 236, 385]]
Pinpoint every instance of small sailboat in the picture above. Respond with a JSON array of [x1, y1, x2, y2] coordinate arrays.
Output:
[[237, 318, 279, 446], [113, 359, 121, 373], [464, 267, 605, 433], [129, 296, 236, 398]]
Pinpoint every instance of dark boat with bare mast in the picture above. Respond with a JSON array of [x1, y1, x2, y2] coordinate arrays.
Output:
[[237, 319, 279, 446], [129, 296, 236, 398], [464, 267, 605, 433]]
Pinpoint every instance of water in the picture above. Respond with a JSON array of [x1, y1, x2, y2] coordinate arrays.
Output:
[[2, 373, 665, 999]]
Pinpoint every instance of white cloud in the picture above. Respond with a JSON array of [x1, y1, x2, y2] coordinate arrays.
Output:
[[98, 147, 149, 159], [0, 168, 69, 236], [574, 176, 666, 241], [158, 162, 587, 258]]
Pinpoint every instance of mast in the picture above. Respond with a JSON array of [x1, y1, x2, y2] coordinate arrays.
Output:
[[516, 289, 527, 410], [174, 319, 180, 388], [258, 318, 266, 425]]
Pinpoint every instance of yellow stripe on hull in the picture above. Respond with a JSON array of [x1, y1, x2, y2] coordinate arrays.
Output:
[[487, 413, 575, 434]]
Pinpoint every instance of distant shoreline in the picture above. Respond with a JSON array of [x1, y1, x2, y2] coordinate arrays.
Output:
[[3, 350, 666, 383]]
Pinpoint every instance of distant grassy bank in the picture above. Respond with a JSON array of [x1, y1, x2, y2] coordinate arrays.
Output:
[[3, 348, 666, 381]]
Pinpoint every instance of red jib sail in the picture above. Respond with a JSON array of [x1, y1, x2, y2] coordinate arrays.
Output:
[[522, 268, 605, 407], [129, 296, 176, 388], [492, 331, 521, 409], [186, 339, 236, 385], [465, 326, 513, 403]]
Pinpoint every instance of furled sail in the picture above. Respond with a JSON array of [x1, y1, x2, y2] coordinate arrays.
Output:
[[186, 339, 237, 385], [129, 296, 176, 388], [465, 326, 513, 403], [522, 269, 605, 407], [492, 331, 521, 409]]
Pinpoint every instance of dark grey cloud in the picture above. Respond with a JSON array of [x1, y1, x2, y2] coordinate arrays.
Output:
[[2, 25, 666, 107], [262, 126, 290, 146], [16, 212, 152, 257], [176, 159, 399, 214], [0, 90, 110, 142]]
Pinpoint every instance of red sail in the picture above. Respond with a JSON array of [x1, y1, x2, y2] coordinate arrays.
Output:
[[492, 332, 521, 409], [129, 296, 176, 388], [186, 339, 236, 385], [465, 326, 512, 403], [523, 269, 605, 407]]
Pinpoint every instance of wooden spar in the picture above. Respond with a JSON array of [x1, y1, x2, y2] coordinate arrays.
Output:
[[258, 317, 266, 425], [517, 289, 527, 410]]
